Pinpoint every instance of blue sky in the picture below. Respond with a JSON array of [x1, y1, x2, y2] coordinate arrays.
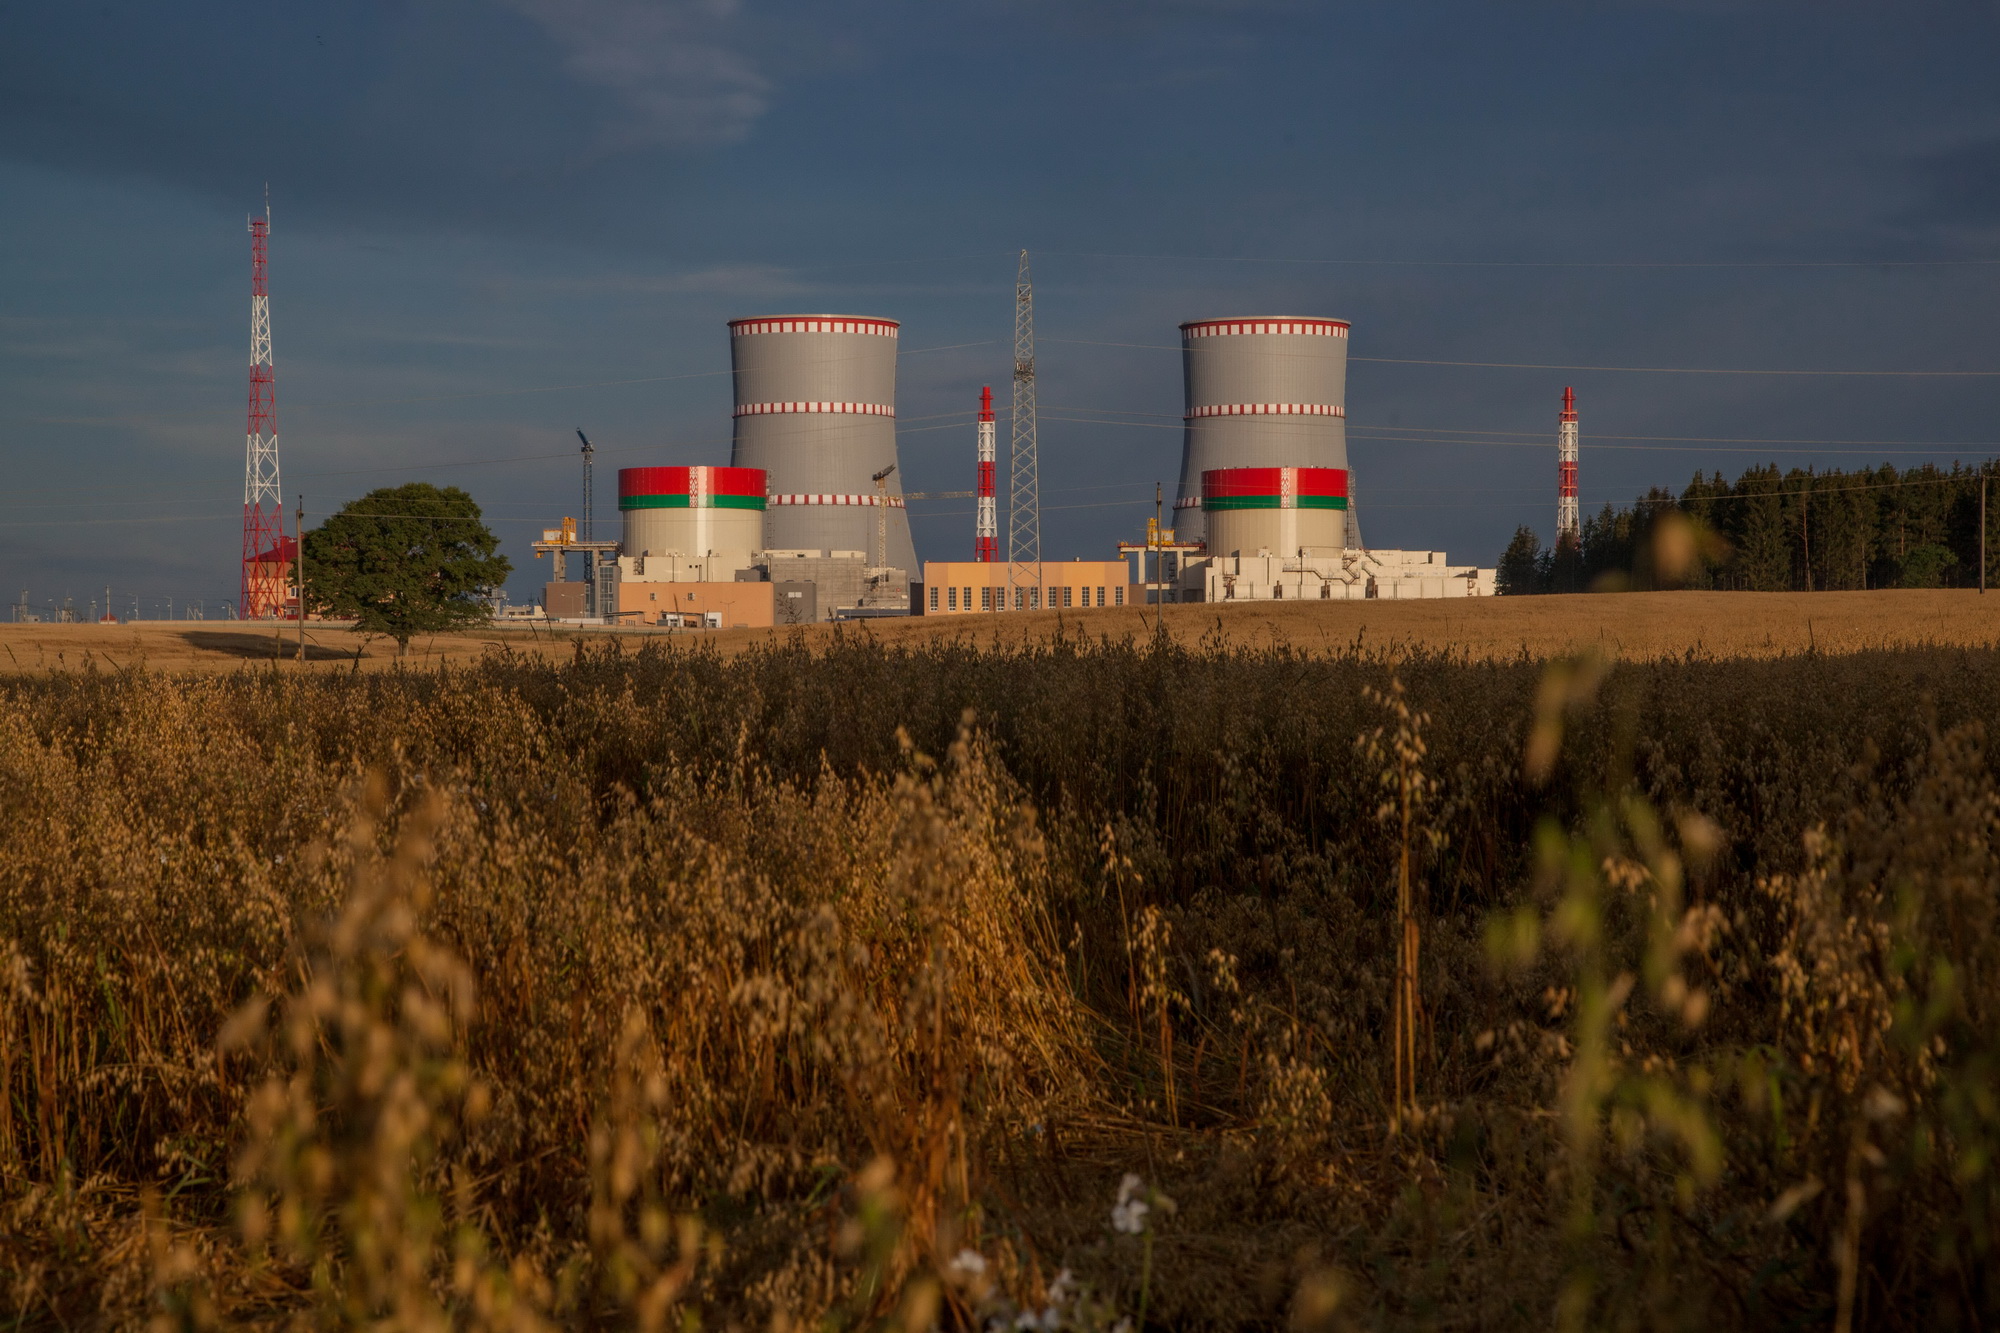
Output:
[[4, 1, 1998, 612]]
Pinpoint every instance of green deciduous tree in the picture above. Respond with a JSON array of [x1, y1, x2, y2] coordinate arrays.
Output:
[[301, 484, 512, 654]]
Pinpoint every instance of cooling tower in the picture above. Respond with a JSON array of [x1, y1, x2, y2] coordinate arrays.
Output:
[[1173, 318, 1357, 548], [1202, 466, 1348, 556], [727, 315, 916, 573]]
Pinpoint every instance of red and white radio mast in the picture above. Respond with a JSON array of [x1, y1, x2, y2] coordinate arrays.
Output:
[[1556, 385, 1579, 541], [240, 200, 293, 619], [974, 385, 998, 562]]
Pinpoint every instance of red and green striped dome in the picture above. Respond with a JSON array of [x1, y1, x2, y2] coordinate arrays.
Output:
[[1201, 466, 1347, 511], [618, 466, 767, 511]]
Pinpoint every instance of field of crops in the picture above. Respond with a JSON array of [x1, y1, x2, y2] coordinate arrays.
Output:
[[4, 630, 1999, 1329], [4, 587, 1998, 673]]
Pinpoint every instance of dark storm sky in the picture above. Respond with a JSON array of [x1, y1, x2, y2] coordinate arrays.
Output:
[[3, 1, 1998, 610]]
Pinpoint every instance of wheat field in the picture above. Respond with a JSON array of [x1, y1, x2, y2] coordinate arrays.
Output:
[[3, 621, 1999, 1328], [3, 588, 1996, 676]]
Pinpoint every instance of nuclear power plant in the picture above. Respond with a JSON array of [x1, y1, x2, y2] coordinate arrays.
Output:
[[532, 300, 1492, 627]]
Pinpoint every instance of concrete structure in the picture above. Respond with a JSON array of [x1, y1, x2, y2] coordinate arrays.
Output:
[[616, 580, 775, 628], [1173, 317, 1358, 549], [753, 550, 907, 619], [1171, 463, 1493, 600], [544, 582, 588, 618], [917, 560, 1134, 614], [767, 580, 816, 625], [1185, 549, 1495, 602], [618, 465, 765, 583], [728, 315, 917, 585]]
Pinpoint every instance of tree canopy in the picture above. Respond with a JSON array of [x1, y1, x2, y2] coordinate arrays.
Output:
[[1497, 460, 2000, 594], [300, 484, 512, 651]]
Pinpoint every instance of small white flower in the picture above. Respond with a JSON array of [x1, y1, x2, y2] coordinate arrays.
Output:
[[1047, 1268, 1076, 1305], [1112, 1173, 1150, 1233], [949, 1248, 989, 1279], [1112, 1320, 1134, 1333]]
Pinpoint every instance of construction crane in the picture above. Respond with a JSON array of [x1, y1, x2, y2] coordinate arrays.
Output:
[[576, 430, 596, 542], [871, 463, 897, 568], [530, 516, 617, 581]]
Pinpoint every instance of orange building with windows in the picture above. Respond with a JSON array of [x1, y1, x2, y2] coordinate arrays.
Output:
[[917, 561, 1134, 615]]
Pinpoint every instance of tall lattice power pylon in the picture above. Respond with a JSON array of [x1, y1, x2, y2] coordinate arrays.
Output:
[[240, 201, 292, 619], [1006, 249, 1041, 609], [1556, 385, 1580, 542]]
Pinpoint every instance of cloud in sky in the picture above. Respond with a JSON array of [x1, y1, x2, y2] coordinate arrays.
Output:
[[493, 0, 770, 149]]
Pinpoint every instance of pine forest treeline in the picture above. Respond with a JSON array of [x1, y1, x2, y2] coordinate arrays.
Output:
[[1498, 459, 2000, 594]]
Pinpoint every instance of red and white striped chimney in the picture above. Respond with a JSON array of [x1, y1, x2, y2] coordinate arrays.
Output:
[[975, 385, 998, 562], [1557, 386, 1579, 540]]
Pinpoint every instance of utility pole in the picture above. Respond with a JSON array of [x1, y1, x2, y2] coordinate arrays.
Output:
[[296, 494, 307, 662], [1802, 481, 1812, 593], [1007, 250, 1041, 610], [1982, 469, 1988, 594]]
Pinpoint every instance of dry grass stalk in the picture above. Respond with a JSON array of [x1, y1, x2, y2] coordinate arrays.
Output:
[[0, 639, 1997, 1326], [1361, 676, 1436, 1132]]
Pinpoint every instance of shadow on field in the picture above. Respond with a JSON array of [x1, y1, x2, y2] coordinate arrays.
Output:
[[182, 630, 358, 662]]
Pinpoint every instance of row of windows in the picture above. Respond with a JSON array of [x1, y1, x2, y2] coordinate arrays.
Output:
[[929, 585, 1126, 611], [1219, 582, 1338, 599]]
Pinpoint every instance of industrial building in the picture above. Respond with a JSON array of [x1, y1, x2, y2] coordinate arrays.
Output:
[[618, 581, 776, 628], [915, 560, 1135, 614], [1175, 465, 1485, 599]]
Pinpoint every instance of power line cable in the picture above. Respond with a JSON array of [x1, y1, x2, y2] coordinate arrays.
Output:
[[1038, 249, 2000, 271], [1042, 337, 2000, 377], [14, 340, 1000, 429]]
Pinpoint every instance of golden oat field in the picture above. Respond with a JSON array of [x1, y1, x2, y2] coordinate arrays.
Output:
[[3, 592, 2000, 1329]]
